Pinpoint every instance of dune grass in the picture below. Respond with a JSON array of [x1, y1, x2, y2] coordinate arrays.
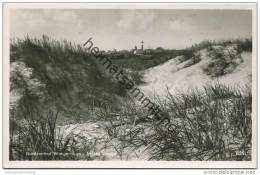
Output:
[[10, 109, 94, 160], [9, 36, 252, 160], [118, 84, 252, 161], [10, 82, 252, 161]]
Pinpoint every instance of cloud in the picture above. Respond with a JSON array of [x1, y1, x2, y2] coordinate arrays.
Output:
[[49, 10, 82, 29], [169, 19, 194, 33], [10, 9, 252, 50], [11, 9, 83, 40], [116, 10, 156, 32]]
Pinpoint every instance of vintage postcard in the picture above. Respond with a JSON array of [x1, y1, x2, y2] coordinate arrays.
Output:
[[2, 3, 257, 168]]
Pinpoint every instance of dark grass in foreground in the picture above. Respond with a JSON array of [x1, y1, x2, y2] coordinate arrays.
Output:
[[10, 84, 252, 161], [10, 110, 93, 160]]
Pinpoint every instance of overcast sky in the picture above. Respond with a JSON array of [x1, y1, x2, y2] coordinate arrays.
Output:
[[10, 9, 252, 50]]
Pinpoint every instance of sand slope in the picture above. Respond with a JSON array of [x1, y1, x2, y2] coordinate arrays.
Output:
[[139, 50, 252, 97]]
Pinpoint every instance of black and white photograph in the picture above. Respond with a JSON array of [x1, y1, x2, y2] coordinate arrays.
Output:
[[2, 3, 257, 169]]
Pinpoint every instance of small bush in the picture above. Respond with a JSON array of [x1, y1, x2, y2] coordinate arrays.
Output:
[[183, 54, 202, 68], [203, 59, 229, 77], [202, 44, 243, 78], [128, 70, 146, 85]]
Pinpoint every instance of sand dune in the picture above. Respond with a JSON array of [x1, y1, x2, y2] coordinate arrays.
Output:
[[139, 49, 252, 97]]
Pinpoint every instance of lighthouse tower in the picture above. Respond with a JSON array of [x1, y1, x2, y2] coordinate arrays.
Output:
[[132, 41, 145, 55]]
